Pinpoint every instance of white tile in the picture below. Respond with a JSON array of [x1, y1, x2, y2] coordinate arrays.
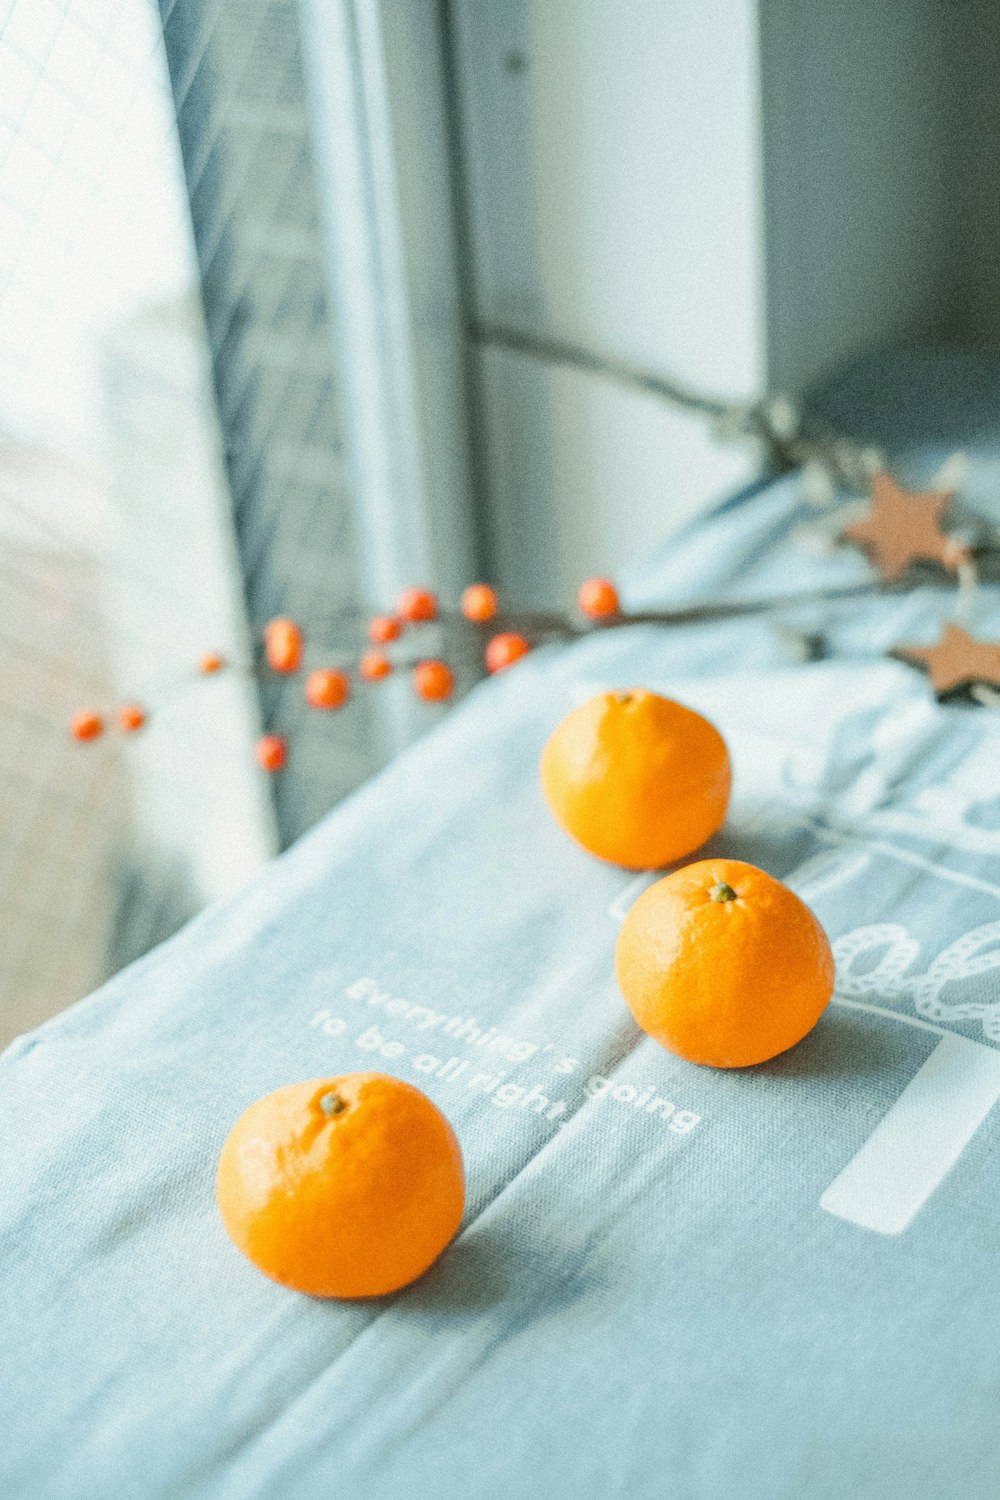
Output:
[[2, 0, 63, 65], [20, 74, 78, 156], [0, 132, 51, 213], [0, 45, 39, 123], [44, 15, 101, 96]]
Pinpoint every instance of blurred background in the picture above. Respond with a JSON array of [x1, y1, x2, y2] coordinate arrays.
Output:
[[1, 0, 997, 1043]]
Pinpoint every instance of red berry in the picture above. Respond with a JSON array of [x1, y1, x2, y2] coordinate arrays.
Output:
[[485, 632, 530, 674], [461, 583, 499, 623], [577, 577, 620, 619], [368, 614, 402, 644], [413, 659, 454, 702], [199, 651, 225, 674], [118, 704, 146, 733], [256, 734, 287, 772], [397, 587, 438, 624], [264, 618, 303, 674], [305, 668, 350, 710], [70, 710, 104, 742], [360, 650, 392, 681]]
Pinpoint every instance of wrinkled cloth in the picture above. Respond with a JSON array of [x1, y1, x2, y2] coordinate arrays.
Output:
[[5, 355, 1000, 1498]]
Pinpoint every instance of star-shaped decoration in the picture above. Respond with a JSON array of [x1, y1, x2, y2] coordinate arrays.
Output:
[[842, 472, 969, 580], [896, 623, 1000, 696]]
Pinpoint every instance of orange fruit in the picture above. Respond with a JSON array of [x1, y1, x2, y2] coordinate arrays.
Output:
[[255, 734, 287, 772], [199, 651, 225, 674], [540, 689, 730, 868], [305, 668, 350, 710], [578, 577, 620, 619], [413, 659, 454, 701], [461, 583, 499, 622], [264, 618, 303, 674], [217, 1074, 465, 1298], [397, 586, 438, 624], [485, 632, 529, 673], [616, 859, 835, 1067]]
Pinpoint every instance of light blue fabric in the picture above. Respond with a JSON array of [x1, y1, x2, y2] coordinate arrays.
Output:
[[5, 354, 1000, 1499]]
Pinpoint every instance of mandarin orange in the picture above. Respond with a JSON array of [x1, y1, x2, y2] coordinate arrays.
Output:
[[540, 689, 730, 868], [615, 859, 834, 1067], [217, 1073, 464, 1298]]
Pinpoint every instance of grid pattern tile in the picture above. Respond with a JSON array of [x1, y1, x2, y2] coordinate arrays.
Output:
[[160, 0, 385, 846]]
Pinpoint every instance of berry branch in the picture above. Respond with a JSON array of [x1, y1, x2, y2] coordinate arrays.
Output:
[[66, 458, 1000, 763], [64, 564, 974, 768]]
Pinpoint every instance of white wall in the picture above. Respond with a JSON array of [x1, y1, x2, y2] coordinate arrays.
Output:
[[447, 1, 1000, 606], [448, 0, 767, 606], [950, 0, 1000, 347], [759, 0, 962, 393]]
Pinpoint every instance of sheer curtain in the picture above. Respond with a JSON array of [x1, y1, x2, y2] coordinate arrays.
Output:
[[0, 0, 479, 1042], [0, 0, 273, 1041]]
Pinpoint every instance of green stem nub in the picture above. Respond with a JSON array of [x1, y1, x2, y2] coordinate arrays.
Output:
[[709, 881, 738, 903], [320, 1090, 347, 1117]]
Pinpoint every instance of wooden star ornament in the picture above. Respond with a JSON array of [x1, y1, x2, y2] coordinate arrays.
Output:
[[896, 623, 1000, 696], [842, 472, 969, 580]]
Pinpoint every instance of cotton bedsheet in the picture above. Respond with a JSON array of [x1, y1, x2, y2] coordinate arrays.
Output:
[[5, 354, 1000, 1498]]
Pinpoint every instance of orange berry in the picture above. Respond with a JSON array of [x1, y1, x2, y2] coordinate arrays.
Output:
[[615, 859, 834, 1067], [397, 586, 438, 624], [199, 651, 225, 674], [578, 576, 620, 619], [70, 710, 103, 742], [540, 689, 730, 869], [217, 1073, 464, 1297], [360, 650, 392, 681], [264, 618, 303, 674], [305, 668, 350, 710], [118, 704, 146, 733], [413, 659, 454, 701], [485, 632, 529, 674], [461, 583, 499, 622], [255, 734, 287, 772], [369, 614, 402, 644]]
